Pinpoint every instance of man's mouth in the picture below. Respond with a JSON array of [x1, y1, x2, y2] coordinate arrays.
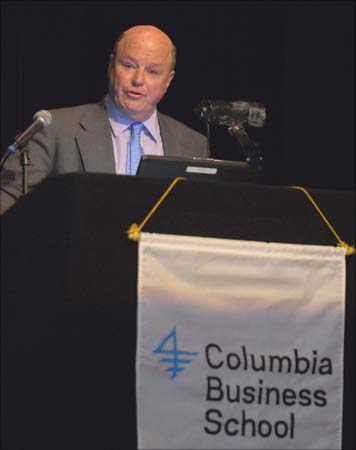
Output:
[[126, 90, 144, 99]]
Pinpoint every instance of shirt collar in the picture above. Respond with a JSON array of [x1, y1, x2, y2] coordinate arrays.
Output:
[[105, 94, 159, 142]]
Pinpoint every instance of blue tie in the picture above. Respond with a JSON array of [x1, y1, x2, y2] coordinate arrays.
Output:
[[126, 122, 144, 175]]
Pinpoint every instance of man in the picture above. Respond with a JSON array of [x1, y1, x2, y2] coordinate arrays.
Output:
[[0, 25, 209, 214]]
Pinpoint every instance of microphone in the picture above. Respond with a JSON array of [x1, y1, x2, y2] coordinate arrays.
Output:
[[7, 110, 53, 153], [193, 100, 266, 128]]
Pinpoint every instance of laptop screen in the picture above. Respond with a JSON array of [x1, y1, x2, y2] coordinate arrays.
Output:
[[136, 155, 261, 184]]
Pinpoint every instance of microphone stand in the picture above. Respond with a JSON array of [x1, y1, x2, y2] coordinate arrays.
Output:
[[1, 143, 30, 196], [20, 147, 30, 196], [227, 121, 262, 170]]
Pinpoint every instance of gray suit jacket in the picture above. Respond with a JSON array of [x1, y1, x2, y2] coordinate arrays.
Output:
[[1, 100, 209, 213]]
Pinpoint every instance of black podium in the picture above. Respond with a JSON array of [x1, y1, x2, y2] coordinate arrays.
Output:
[[1, 174, 355, 449]]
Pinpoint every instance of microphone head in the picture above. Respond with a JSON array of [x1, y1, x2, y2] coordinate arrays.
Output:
[[33, 110, 53, 127]]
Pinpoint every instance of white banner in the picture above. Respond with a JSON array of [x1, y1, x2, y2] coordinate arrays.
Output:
[[136, 233, 346, 449]]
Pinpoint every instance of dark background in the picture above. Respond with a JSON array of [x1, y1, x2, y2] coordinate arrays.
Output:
[[1, 0, 354, 191]]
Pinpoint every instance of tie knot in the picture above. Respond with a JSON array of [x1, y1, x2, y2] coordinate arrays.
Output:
[[131, 122, 144, 136]]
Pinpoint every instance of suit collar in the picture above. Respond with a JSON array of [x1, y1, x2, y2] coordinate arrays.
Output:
[[76, 100, 116, 173]]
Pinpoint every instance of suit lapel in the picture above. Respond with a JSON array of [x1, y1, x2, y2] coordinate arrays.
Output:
[[158, 113, 182, 157], [75, 107, 198, 172], [75, 102, 116, 173]]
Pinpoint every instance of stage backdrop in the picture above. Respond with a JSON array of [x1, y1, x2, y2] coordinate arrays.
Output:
[[1, 1, 354, 191]]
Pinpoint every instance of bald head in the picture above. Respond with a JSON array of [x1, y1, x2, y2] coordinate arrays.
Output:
[[108, 24, 176, 121], [113, 25, 176, 70]]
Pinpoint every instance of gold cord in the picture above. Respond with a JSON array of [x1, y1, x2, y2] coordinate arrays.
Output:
[[127, 177, 185, 241], [127, 179, 355, 256], [292, 186, 355, 256]]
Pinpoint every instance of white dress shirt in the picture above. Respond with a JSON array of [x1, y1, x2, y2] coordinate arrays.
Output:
[[104, 94, 164, 175]]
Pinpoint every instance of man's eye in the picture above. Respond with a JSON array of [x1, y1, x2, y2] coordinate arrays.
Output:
[[147, 69, 159, 75], [120, 60, 134, 68]]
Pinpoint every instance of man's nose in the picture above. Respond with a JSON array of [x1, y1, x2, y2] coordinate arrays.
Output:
[[131, 68, 145, 86]]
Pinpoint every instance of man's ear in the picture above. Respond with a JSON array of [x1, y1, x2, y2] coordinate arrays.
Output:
[[165, 70, 175, 92], [108, 53, 115, 78], [108, 53, 115, 68]]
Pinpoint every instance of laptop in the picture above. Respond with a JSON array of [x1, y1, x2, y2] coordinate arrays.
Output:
[[136, 155, 261, 184]]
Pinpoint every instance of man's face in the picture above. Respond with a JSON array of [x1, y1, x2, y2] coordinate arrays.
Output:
[[108, 28, 175, 121]]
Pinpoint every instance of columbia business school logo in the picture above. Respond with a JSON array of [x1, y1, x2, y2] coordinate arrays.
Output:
[[152, 327, 332, 440], [153, 327, 198, 379]]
